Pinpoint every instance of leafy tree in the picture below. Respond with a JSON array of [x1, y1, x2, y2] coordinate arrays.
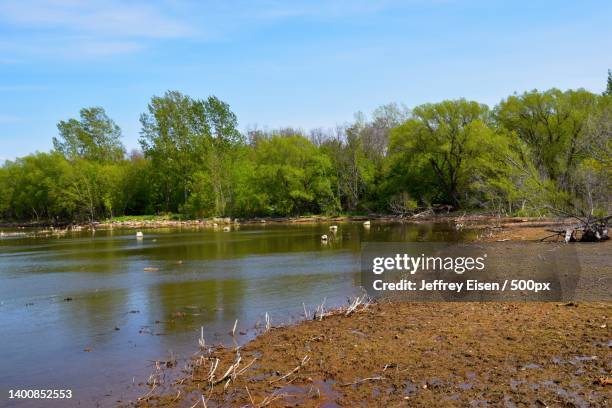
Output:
[[1, 153, 72, 221], [120, 151, 154, 215], [605, 69, 612, 96], [0, 164, 14, 219], [387, 99, 509, 208], [495, 89, 599, 195], [140, 91, 242, 214], [54, 107, 125, 162], [320, 126, 375, 212], [198, 96, 245, 216], [139, 91, 205, 211], [252, 134, 337, 216]]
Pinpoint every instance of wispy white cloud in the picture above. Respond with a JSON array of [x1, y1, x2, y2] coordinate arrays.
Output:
[[0, 0, 194, 58], [0, 0, 438, 59], [0, 0, 193, 38]]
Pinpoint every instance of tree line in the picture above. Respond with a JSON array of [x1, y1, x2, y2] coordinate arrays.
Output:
[[1, 75, 611, 223]]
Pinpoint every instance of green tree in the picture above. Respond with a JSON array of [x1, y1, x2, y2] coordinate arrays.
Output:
[[387, 99, 508, 208], [140, 91, 242, 214], [1, 153, 72, 221], [495, 89, 599, 195], [252, 134, 337, 216], [0, 164, 14, 220], [605, 69, 612, 96], [54, 107, 125, 162]]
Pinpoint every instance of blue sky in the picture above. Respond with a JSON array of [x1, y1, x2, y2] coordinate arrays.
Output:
[[1, 0, 611, 160]]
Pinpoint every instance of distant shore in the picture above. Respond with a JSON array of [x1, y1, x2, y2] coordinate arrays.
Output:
[[0, 213, 577, 234]]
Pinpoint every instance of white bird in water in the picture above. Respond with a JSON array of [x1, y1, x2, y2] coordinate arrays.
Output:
[[136, 231, 144, 239], [321, 234, 328, 242], [329, 225, 338, 232]]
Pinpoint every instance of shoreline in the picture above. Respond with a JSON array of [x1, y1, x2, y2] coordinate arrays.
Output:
[[127, 229, 611, 407], [133, 300, 611, 407], [0, 213, 577, 231]]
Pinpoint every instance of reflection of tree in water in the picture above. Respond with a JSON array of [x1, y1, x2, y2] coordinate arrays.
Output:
[[146, 279, 246, 334], [46, 231, 129, 273], [132, 224, 366, 262], [366, 222, 470, 243]]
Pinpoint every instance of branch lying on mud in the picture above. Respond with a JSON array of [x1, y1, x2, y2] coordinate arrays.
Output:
[[269, 355, 310, 384], [341, 376, 386, 387]]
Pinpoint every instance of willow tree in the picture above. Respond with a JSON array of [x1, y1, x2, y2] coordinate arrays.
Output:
[[386, 99, 510, 209], [495, 89, 599, 195]]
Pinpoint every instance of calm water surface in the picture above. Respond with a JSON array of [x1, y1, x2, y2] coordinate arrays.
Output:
[[0, 222, 465, 407]]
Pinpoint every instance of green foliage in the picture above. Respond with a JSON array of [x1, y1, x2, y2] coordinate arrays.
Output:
[[250, 134, 338, 216], [386, 99, 510, 208], [1, 87, 610, 222], [54, 107, 125, 162], [495, 88, 609, 215], [495, 89, 597, 191], [139, 91, 243, 215]]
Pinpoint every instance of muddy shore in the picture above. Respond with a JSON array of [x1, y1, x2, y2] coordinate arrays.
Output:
[[127, 222, 611, 407], [134, 300, 611, 407]]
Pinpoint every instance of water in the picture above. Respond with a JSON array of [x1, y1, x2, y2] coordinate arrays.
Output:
[[0, 222, 464, 406]]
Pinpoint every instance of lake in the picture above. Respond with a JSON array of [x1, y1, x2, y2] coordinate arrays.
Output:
[[0, 222, 467, 407]]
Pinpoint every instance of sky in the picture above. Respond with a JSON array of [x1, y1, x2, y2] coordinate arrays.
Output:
[[1, 0, 611, 160]]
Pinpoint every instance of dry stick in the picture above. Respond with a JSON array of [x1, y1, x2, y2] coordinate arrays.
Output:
[[315, 298, 326, 320], [137, 384, 157, 401], [189, 394, 206, 408], [170, 390, 181, 403], [207, 358, 219, 383], [198, 326, 206, 348], [259, 392, 287, 407], [345, 294, 368, 316], [232, 319, 238, 337], [212, 354, 242, 386], [302, 302, 309, 319], [269, 355, 310, 384], [237, 357, 257, 375], [245, 385, 256, 407], [265, 312, 271, 332], [341, 376, 386, 386]]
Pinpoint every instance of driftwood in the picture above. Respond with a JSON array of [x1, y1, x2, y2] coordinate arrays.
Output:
[[540, 215, 610, 243]]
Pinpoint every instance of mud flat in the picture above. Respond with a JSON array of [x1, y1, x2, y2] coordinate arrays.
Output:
[[132, 298, 611, 407]]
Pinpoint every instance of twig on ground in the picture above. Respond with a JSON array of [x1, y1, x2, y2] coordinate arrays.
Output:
[[341, 376, 386, 386], [269, 355, 310, 384]]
